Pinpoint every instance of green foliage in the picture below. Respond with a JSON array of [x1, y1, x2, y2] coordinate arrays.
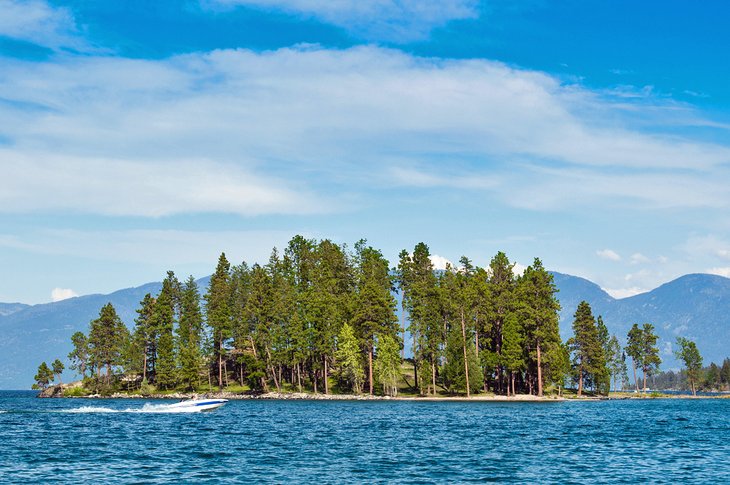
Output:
[[568, 301, 608, 395], [51, 358, 64, 383], [335, 323, 364, 393], [205, 252, 233, 389], [374, 333, 402, 397], [675, 337, 702, 395], [88, 303, 129, 383], [63, 386, 89, 397], [34, 361, 54, 390], [68, 331, 89, 378], [177, 276, 205, 391], [443, 324, 482, 395]]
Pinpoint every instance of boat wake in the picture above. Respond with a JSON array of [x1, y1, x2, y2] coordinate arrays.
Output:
[[62, 403, 216, 414]]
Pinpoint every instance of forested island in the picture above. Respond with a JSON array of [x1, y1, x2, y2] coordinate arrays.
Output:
[[33, 236, 718, 399]]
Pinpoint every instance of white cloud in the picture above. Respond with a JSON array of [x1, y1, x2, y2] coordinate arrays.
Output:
[[603, 286, 647, 299], [0, 155, 326, 217], [512, 262, 527, 276], [429, 254, 453, 271], [630, 253, 651, 265], [209, 0, 478, 42], [1, 46, 730, 217], [707, 267, 730, 278], [0, 229, 303, 266], [51, 287, 78, 302], [597, 249, 622, 262], [0, 0, 85, 50]]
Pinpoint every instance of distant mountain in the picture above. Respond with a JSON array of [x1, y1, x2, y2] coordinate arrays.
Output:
[[0, 303, 30, 317], [553, 272, 730, 372], [1, 272, 729, 389]]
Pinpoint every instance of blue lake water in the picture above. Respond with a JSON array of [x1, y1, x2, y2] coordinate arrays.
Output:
[[2, 390, 730, 483]]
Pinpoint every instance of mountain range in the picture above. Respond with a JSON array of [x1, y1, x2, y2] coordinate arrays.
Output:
[[1, 272, 728, 389]]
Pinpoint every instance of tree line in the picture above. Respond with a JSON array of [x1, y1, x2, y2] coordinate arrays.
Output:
[[33, 235, 705, 397]]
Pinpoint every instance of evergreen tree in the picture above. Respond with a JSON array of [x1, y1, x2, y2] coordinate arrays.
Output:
[[205, 252, 233, 389], [567, 301, 606, 396], [178, 275, 204, 391], [153, 272, 179, 390], [486, 251, 516, 394], [516, 258, 561, 396], [721, 358, 730, 388], [51, 359, 64, 384], [705, 362, 721, 390], [34, 362, 54, 390], [625, 324, 643, 392], [67, 331, 89, 379], [500, 312, 524, 396], [88, 303, 129, 384], [675, 337, 702, 396], [335, 323, 364, 393], [639, 323, 661, 392], [311, 239, 354, 394], [374, 333, 402, 397], [352, 242, 398, 395], [132, 293, 156, 382]]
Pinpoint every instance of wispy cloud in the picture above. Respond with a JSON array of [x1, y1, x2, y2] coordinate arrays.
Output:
[[1, 46, 729, 218], [0, 155, 327, 217], [0, 0, 86, 51], [597, 249, 622, 262], [208, 0, 478, 42]]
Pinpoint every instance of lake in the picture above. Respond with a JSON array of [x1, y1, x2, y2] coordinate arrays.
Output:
[[2, 390, 729, 483]]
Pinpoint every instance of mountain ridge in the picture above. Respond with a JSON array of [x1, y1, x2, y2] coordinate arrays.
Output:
[[1, 272, 728, 389]]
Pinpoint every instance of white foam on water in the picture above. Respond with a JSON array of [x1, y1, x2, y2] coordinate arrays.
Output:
[[64, 406, 119, 413], [61, 403, 205, 414]]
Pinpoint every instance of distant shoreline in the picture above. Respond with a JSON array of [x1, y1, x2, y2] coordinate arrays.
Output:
[[35, 384, 730, 401]]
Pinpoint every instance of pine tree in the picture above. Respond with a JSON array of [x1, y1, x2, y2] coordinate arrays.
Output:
[[625, 324, 643, 391], [178, 275, 204, 391], [51, 359, 64, 385], [516, 258, 561, 396], [88, 303, 129, 385], [68, 331, 89, 379], [568, 301, 606, 396], [352, 242, 398, 395], [34, 362, 54, 390], [486, 251, 515, 394], [154, 272, 179, 390], [131, 293, 156, 382], [311, 239, 354, 394], [400, 243, 441, 395], [205, 253, 233, 389], [500, 312, 525, 396], [639, 323, 661, 392], [675, 337, 702, 396]]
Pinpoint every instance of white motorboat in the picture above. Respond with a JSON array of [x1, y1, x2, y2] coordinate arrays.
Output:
[[166, 398, 228, 412]]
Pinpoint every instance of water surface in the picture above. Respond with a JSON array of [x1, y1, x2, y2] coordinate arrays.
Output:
[[2, 391, 729, 483]]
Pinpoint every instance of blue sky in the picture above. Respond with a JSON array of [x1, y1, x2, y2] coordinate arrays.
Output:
[[1, 0, 730, 304]]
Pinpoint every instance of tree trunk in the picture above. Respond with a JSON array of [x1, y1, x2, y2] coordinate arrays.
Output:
[[369, 346, 374, 395], [577, 365, 584, 397], [643, 368, 647, 393], [297, 362, 302, 392], [511, 372, 516, 396], [413, 359, 419, 394], [536, 342, 543, 397], [142, 345, 147, 382], [632, 359, 639, 392], [218, 339, 223, 390], [313, 369, 318, 394], [324, 356, 329, 395], [460, 309, 470, 397], [431, 357, 436, 396]]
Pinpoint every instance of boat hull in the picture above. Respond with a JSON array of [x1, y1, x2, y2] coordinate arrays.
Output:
[[167, 399, 229, 412]]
